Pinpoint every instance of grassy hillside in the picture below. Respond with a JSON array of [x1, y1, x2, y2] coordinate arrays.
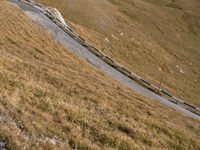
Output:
[[0, 1, 200, 150], [36, 0, 200, 107]]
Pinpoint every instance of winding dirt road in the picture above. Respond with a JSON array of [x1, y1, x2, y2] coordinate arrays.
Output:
[[10, 0, 200, 120]]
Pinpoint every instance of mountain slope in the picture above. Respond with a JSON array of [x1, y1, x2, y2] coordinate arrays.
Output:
[[36, 0, 200, 107], [0, 1, 200, 150]]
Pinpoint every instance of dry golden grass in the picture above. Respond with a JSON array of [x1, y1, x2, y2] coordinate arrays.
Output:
[[35, 0, 200, 107], [0, 1, 200, 150]]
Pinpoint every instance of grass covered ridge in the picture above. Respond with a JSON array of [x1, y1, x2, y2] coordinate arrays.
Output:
[[36, 0, 200, 107], [0, 1, 200, 149]]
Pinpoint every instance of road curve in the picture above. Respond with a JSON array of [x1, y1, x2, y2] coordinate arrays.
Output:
[[9, 0, 200, 120]]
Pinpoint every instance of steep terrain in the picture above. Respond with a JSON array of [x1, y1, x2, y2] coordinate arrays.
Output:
[[0, 1, 200, 150], [36, 0, 200, 107]]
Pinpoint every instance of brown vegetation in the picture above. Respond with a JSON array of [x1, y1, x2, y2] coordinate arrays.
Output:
[[36, 0, 200, 107], [0, 1, 200, 149]]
